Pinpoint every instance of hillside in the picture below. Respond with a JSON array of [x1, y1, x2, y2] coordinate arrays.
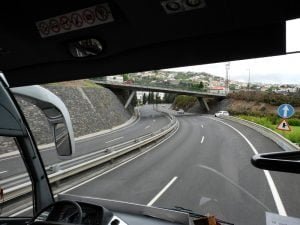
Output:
[[172, 91, 300, 117], [0, 80, 131, 153]]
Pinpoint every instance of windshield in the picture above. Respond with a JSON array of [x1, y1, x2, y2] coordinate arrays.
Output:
[[4, 53, 300, 225]]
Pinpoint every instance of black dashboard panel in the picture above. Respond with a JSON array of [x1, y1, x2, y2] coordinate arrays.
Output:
[[34, 201, 113, 225]]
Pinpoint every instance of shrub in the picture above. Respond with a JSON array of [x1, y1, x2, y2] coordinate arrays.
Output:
[[287, 118, 300, 126], [173, 95, 197, 110], [228, 91, 300, 106]]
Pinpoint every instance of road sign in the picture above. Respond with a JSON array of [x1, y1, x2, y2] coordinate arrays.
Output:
[[36, 3, 114, 38], [49, 19, 60, 33], [60, 16, 72, 30], [276, 119, 291, 131], [277, 104, 295, 118]]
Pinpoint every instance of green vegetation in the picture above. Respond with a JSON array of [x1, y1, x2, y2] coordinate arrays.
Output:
[[47, 80, 101, 88], [123, 74, 129, 81], [228, 91, 300, 106], [237, 115, 300, 144], [164, 93, 176, 103], [173, 95, 197, 110], [82, 80, 101, 88]]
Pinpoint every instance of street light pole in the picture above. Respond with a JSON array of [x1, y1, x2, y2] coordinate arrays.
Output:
[[225, 62, 230, 94], [247, 68, 251, 91]]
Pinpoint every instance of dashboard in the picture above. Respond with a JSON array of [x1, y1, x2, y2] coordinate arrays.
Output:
[[33, 201, 114, 225]]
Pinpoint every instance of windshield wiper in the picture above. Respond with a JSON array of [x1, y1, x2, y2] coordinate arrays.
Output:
[[171, 206, 234, 225]]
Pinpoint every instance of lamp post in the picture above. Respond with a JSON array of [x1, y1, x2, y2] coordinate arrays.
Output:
[[225, 62, 230, 94]]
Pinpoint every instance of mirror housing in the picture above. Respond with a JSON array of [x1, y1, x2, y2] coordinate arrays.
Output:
[[252, 151, 300, 173], [11, 85, 75, 158]]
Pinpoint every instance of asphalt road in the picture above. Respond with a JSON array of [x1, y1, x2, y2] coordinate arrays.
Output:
[[0, 105, 170, 179], [66, 115, 300, 225]]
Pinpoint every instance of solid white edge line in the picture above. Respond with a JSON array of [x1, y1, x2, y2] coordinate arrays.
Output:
[[147, 176, 178, 206], [201, 136, 205, 144], [10, 122, 180, 217], [206, 117, 287, 216], [105, 137, 124, 144]]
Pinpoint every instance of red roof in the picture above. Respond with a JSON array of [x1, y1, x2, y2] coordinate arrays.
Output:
[[210, 86, 225, 90]]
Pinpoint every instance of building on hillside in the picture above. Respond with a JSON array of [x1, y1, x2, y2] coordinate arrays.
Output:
[[209, 86, 226, 94], [105, 75, 124, 83]]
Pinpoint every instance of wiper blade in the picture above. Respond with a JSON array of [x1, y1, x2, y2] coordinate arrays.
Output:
[[172, 206, 234, 225]]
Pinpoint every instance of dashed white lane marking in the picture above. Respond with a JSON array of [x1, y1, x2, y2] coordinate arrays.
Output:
[[105, 137, 124, 144], [206, 117, 287, 216], [147, 176, 178, 206], [145, 125, 151, 130], [201, 136, 205, 144]]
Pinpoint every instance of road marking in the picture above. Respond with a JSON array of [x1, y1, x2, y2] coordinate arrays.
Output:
[[105, 137, 123, 144], [145, 125, 151, 130], [59, 121, 180, 195], [147, 176, 178, 206], [153, 120, 156, 122], [201, 136, 205, 144], [10, 113, 177, 217], [206, 117, 287, 216], [201, 124, 204, 128], [0, 171, 7, 174], [10, 122, 179, 217]]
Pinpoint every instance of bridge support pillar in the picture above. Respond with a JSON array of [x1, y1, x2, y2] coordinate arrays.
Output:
[[125, 91, 136, 109], [198, 97, 210, 112]]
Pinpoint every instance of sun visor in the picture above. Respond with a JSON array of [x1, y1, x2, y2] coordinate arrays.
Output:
[[5, 22, 286, 86]]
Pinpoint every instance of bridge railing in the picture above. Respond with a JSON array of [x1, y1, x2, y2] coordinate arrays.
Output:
[[92, 79, 227, 96]]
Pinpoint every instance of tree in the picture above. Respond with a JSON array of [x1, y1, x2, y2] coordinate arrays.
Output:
[[131, 92, 138, 106], [199, 81, 204, 89], [123, 74, 129, 81], [229, 84, 236, 90], [148, 92, 154, 104], [142, 93, 147, 104], [164, 93, 176, 103], [155, 93, 161, 104]]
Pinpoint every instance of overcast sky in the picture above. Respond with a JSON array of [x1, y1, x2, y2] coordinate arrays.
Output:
[[164, 19, 300, 85]]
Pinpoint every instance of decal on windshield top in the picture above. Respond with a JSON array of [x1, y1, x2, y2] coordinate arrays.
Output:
[[36, 3, 114, 38]]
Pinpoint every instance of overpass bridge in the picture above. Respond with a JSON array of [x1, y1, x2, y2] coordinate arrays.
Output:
[[93, 80, 227, 112]]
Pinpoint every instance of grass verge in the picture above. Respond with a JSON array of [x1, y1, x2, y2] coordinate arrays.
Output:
[[237, 115, 300, 145]]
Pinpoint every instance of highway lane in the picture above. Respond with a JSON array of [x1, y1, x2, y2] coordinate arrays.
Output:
[[215, 117, 300, 219], [66, 115, 300, 225], [0, 105, 170, 179]]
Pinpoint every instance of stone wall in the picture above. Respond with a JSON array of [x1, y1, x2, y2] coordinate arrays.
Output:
[[0, 82, 131, 153]]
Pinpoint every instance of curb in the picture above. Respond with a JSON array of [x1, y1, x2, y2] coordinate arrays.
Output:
[[223, 116, 300, 152]]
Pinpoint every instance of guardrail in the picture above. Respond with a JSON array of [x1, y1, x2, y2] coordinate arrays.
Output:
[[1, 115, 178, 203], [223, 116, 300, 152]]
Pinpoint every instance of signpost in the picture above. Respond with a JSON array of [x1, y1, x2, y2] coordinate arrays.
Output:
[[277, 104, 295, 119], [277, 104, 294, 131]]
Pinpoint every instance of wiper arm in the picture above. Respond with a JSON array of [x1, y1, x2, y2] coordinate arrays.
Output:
[[172, 206, 234, 225]]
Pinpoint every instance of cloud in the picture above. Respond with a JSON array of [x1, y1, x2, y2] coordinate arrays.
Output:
[[164, 53, 300, 84]]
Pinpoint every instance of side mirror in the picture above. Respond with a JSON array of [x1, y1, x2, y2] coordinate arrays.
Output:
[[11, 85, 75, 158], [252, 151, 300, 173]]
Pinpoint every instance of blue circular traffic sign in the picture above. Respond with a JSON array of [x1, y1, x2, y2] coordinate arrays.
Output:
[[277, 104, 295, 118]]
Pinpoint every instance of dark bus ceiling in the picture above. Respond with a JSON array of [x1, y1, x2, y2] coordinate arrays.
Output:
[[0, 1, 299, 87]]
